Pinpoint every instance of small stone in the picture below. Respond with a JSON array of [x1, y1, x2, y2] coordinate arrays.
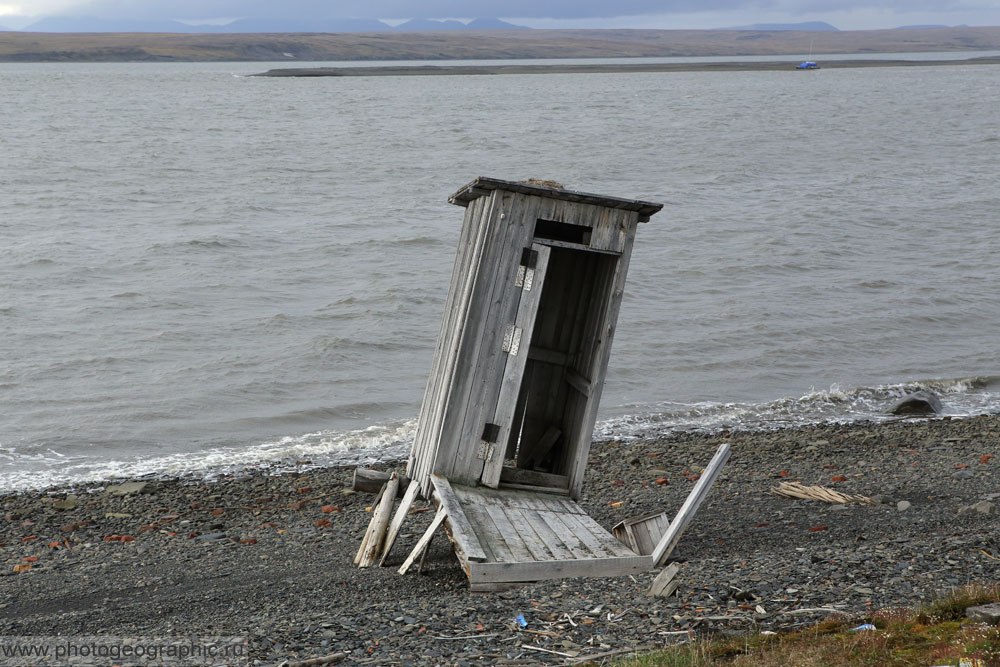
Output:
[[52, 497, 77, 510], [105, 482, 148, 496], [953, 469, 975, 480], [965, 603, 1000, 624], [897, 501, 911, 511], [961, 500, 996, 515], [195, 532, 227, 542]]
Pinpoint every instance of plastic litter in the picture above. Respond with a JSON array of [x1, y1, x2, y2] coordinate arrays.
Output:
[[850, 623, 876, 632], [514, 613, 527, 629]]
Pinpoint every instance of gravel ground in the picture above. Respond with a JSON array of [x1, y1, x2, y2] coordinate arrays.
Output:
[[2, 415, 998, 665]]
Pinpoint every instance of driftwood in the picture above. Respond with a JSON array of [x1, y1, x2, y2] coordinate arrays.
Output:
[[355, 473, 399, 567], [771, 481, 875, 505], [352, 468, 410, 495], [378, 480, 421, 567]]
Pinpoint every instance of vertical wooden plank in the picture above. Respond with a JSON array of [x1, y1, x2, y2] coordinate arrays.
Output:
[[356, 474, 399, 568], [429, 190, 512, 484], [407, 193, 490, 494], [652, 443, 731, 567], [398, 504, 447, 575]]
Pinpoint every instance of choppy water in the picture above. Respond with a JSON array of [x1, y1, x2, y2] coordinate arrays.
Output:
[[2, 59, 999, 491]]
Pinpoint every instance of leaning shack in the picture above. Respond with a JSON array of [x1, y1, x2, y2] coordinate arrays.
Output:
[[390, 178, 665, 588]]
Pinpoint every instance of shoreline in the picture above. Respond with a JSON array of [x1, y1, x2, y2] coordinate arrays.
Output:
[[2, 414, 998, 664], [253, 56, 1000, 77]]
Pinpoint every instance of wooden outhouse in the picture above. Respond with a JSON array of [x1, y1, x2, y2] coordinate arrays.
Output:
[[351, 179, 737, 588], [407, 178, 662, 503]]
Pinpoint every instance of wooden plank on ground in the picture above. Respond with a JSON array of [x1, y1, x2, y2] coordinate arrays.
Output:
[[647, 562, 681, 597], [535, 510, 593, 559], [398, 504, 447, 575], [652, 443, 731, 567], [519, 508, 576, 560], [563, 510, 640, 558], [503, 507, 558, 560], [378, 479, 421, 567], [468, 555, 651, 584], [482, 501, 542, 562], [430, 475, 488, 562], [452, 489, 511, 563]]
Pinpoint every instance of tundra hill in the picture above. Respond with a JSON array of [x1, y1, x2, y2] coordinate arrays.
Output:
[[1, 26, 1000, 62]]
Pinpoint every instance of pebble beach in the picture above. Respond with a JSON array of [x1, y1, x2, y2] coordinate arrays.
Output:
[[2, 415, 998, 665]]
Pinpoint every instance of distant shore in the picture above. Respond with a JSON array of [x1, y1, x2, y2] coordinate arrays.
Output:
[[254, 56, 1000, 77], [2, 26, 1000, 63]]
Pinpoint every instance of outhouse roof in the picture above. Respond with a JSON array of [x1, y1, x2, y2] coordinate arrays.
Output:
[[449, 177, 664, 222]]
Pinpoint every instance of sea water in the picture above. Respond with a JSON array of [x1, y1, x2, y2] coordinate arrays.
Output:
[[1, 59, 998, 490]]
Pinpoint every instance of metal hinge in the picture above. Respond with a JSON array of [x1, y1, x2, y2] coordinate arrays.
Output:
[[501, 325, 522, 356], [515, 248, 538, 291], [477, 442, 495, 461], [478, 423, 500, 461]]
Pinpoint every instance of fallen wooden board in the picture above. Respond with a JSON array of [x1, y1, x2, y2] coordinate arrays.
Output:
[[647, 562, 681, 597], [430, 474, 488, 562], [652, 443, 730, 567], [398, 504, 447, 575]]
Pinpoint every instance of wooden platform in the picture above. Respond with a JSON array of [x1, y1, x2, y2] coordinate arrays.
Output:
[[431, 475, 651, 590]]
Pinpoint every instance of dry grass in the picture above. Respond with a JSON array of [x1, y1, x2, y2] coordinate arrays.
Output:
[[618, 583, 1000, 667]]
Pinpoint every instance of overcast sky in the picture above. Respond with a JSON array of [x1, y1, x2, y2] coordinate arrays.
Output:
[[3, 0, 1000, 30]]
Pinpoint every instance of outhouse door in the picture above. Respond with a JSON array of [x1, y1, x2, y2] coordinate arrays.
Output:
[[478, 243, 551, 488]]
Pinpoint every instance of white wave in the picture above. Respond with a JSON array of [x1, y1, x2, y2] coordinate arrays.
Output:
[[597, 376, 1000, 440], [1, 419, 416, 493]]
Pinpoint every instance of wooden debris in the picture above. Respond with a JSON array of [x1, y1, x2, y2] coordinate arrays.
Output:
[[771, 481, 876, 505], [652, 443, 731, 567], [352, 468, 410, 495], [612, 511, 669, 555], [398, 504, 447, 575], [378, 480, 421, 567], [355, 473, 399, 568], [647, 562, 681, 597], [277, 653, 346, 667]]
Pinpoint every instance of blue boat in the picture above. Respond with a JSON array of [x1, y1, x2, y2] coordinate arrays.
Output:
[[796, 61, 820, 69]]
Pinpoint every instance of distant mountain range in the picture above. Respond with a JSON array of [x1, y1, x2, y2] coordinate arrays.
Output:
[[6, 16, 530, 33], [722, 21, 839, 31]]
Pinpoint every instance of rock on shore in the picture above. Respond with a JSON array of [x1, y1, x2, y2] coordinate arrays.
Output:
[[2, 415, 998, 665]]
